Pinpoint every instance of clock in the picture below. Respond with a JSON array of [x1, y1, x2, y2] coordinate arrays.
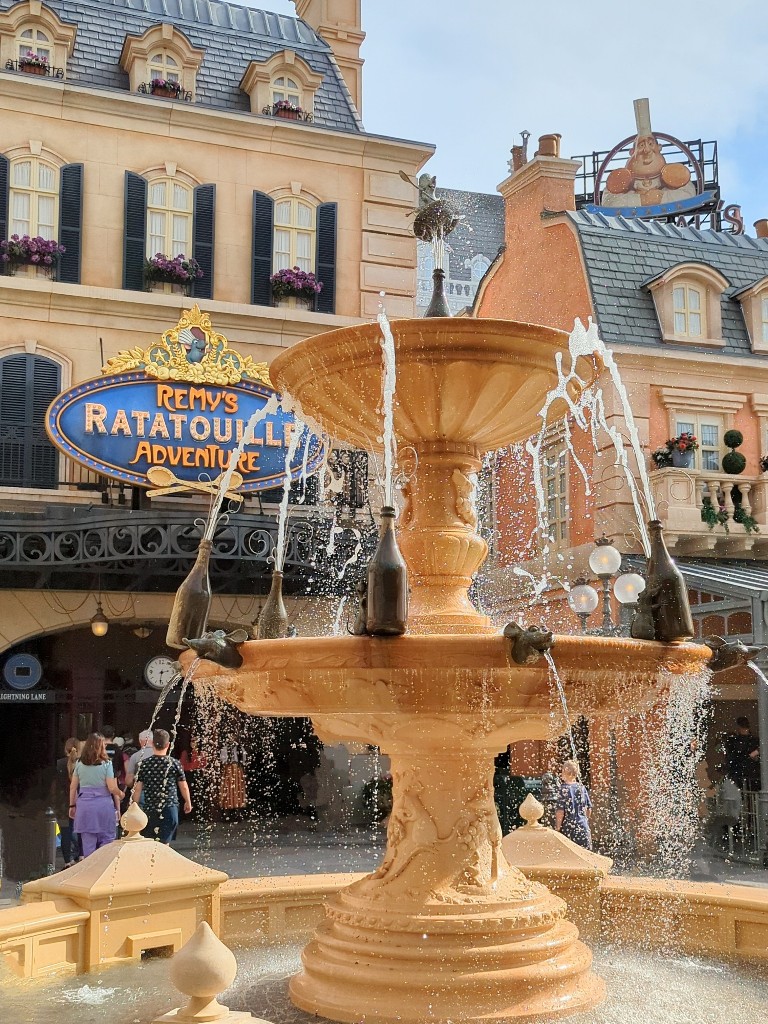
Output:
[[144, 655, 179, 690]]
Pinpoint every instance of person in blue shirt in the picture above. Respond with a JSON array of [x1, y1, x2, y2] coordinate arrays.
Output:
[[554, 760, 593, 850]]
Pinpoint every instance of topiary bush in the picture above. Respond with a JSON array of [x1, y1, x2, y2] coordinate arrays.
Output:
[[723, 429, 746, 474]]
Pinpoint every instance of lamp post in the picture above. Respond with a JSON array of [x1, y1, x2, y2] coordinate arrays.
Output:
[[568, 536, 646, 637]]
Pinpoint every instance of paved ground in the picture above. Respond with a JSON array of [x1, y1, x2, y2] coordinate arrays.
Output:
[[2, 815, 768, 904]]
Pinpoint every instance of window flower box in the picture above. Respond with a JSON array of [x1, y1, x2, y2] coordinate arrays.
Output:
[[144, 253, 203, 296], [270, 267, 321, 310], [0, 235, 65, 278], [263, 100, 313, 123], [19, 51, 49, 76], [149, 78, 182, 99]]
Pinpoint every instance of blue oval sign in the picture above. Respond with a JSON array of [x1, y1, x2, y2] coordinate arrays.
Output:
[[46, 373, 324, 493]]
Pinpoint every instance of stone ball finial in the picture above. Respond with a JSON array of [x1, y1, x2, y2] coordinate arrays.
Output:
[[121, 801, 148, 838], [169, 921, 238, 1022], [520, 793, 545, 828]]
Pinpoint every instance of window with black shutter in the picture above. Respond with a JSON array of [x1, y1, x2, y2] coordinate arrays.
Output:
[[315, 202, 337, 314], [123, 171, 147, 291], [251, 191, 274, 306], [0, 354, 60, 489], [58, 163, 83, 284], [192, 183, 215, 300]]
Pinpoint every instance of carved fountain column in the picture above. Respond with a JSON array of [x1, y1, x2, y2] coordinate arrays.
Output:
[[399, 441, 493, 634]]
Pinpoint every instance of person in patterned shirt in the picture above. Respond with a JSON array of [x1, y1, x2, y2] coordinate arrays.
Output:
[[131, 728, 192, 844]]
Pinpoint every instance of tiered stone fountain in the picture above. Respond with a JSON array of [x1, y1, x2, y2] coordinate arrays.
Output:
[[189, 314, 710, 1022]]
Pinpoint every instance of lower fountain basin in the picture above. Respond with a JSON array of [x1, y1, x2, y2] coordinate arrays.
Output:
[[186, 634, 710, 742]]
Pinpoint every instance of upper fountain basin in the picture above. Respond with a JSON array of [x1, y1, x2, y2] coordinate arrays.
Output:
[[270, 318, 588, 454], [183, 635, 710, 746]]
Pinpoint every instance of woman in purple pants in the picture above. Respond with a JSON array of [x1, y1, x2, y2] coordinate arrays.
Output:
[[69, 733, 124, 857]]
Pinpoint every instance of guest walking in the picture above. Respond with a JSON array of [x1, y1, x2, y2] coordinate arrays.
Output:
[[554, 759, 593, 851], [52, 738, 82, 867], [69, 733, 124, 857], [132, 729, 192, 844]]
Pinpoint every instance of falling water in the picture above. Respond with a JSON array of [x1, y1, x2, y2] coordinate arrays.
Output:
[[203, 395, 280, 541], [640, 668, 712, 877], [749, 659, 768, 690], [544, 651, 578, 761], [274, 417, 305, 571], [377, 308, 397, 508], [331, 596, 348, 636], [527, 319, 653, 559]]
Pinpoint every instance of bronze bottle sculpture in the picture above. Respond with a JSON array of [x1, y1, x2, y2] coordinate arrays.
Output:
[[630, 520, 694, 643], [366, 506, 408, 636], [257, 569, 289, 639], [166, 538, 213, 649]]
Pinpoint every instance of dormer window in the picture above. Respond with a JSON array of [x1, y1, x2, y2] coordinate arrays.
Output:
[[241, 50, 322, 119], [734, 277, 768, 354], [148, 50, 180, 84], [17, 26, 50, 63], [120, 24, 203, 102], [0, 1, 76, 78], [272, 76, 301, 107], [672, 283, 703, 339], [645, 262, 728, 348]]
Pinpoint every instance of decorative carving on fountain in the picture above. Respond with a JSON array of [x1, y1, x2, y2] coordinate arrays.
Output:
[[452, 467, 478, 528]]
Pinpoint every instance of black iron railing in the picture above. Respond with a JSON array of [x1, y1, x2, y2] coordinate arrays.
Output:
[[138, 82, 193, 102], [4, 59, 65, 79]]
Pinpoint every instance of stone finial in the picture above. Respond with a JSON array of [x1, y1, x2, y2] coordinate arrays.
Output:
[[120, 801, 148, 838], [519, 793, 545, 828], [166, 922, 238, 1022]]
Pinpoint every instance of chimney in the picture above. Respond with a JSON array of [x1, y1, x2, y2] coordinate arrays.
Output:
[[755, 219, 768, 239], [294, 0, 365, 114], [498, 131, 580, 218]]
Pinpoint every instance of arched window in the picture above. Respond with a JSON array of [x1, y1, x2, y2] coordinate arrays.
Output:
[[0, 354, 60, 488], [672, 284, 703, 339], [271, 75, 301, 107], [273, 196, 315, 273], [147, 177, 193, 257], [16, 25, 50, 62], [148, 49, 180, 83], [9, 156, 58, 238]]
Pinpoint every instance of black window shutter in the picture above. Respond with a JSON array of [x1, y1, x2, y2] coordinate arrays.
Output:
[[58, 163, 84, 284], [0, 354, 60, 488], [315, 202, 337, 314], [123, 171, 147, 291], [0, 155, 8, 251], [251, 191, 274, 306], [192, 183, 215, 300]]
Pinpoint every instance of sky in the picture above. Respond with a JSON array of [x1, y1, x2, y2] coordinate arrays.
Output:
[[256, 0, 768, 227]]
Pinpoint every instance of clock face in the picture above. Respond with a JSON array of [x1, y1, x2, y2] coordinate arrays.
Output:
[[144, 656, 179, 690]]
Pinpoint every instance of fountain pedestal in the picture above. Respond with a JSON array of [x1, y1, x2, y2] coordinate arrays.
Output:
[[291, 744, 602, 1022]]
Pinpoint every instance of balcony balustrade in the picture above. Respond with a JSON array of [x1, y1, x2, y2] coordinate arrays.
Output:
[[650, 467, 768, 556]]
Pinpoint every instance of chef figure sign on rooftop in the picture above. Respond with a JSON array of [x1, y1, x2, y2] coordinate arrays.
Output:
[[602, 98, 697, 209]]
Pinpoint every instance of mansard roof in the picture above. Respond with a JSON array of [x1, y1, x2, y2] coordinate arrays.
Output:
[[568, 210, 768, 358], [0, 0, 362, 131]]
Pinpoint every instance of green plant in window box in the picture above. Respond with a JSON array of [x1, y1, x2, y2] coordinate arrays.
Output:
[[700, 497, 729, 533], [760, 454, 768, 474], [722, 430, 747, 475]]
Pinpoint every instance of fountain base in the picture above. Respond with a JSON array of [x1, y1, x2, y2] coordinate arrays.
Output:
[[290, 878, 604, 1023], [287, 752, 604, 1023]]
